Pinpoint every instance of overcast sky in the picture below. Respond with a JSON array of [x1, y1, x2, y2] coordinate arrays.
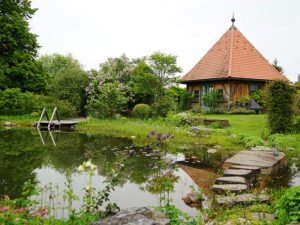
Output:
[[30, 0, 300, 82]]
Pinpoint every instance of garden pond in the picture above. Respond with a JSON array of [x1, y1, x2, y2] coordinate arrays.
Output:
[[0, 128, 299, 218]]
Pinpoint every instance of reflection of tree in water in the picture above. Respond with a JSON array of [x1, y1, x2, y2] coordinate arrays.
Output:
[[0, 129, 44, 199]]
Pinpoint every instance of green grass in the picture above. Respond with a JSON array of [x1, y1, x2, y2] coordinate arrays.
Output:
[[198, 114, 267, 136], [0, 115, 37, 126]]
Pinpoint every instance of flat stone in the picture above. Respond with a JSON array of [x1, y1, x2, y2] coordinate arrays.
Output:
[[213, 145, 221, 149], [230, 165, 261, 170], [223, 169, 253, 178], [91, 207, 170, 225], [207, 149, 217, 154], [216, 194, 270, 205], [251, 212, 274, 220], [291, 158, 299, 161], [286, 147, 295, 151], [4, 121, 12, 127], [251, 146, 272, 151], [223, 150, 286, 171], [190, 127, 211, 134], [212, 184, 247, 194], [182, 191, 203, 208], [215, 176, 247, 185]]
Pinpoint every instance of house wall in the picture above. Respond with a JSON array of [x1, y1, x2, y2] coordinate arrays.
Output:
[[186, 81, 265, 106]]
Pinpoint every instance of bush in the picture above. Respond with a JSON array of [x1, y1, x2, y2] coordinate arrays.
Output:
[[232, 134, 246, 144], [268, 134, 297, 149], [273, 186, 300, 224], [210, 122, 223, 129], [250, 89, 265, 106], [265, 80, 296, 134], [30, 112, 39, 117], [35, 95, 76, 118], [295, 118, 300, 132], [151, 97, 173, 117], [202, 90, 222, 108], [131, 104, 151, 119], [190, 105, 202, 114], [0, 88, 37, 115], [245, 136, 264, 147], [213, 105, 228, 114], [227, 107, 256, 115], [179, 91, 192, 111]]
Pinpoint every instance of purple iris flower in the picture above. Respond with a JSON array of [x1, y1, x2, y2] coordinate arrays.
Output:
[[171, 135, 175, 139], [156, 136, 161, 140], [147, 134, 150, 138], [156, 142, 160, 147], [163, 135, 166, 140], [165, 133, 170, 138], [150, 131, 156, 136], [157, 132, 162, 138]]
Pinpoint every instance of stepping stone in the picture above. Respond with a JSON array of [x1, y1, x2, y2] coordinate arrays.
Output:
[[230, 165, 261, 171], [207, 149, 217, 154], [223, 169, 253, 178], [212, 184, 247, 194], [216, 194, 270, 205], [215, 176, 247, 185], [251, 212, 274, 220]]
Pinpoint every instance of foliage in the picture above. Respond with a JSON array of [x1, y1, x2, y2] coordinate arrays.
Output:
[[0, 88, 36, 115], [0, 0, 49, 92], [46, 59, 89, 115], [132, 61, 161, 105], [167, 86, 192, 112], [232, 134, 246, 145], [250, 89, 265, 106], [30, 112, 39, 117], [131, 104, 151, 119], [227, 107, 256, 115], [296, 95, 300, 114], [273, 186, 300, 224], [244, 136, 264, 148], [268, 134, 297, 149], [202, 90, 222, 108], [296, 74, 300, 90], [148, 51, 182, 92], [265, 80, 296, 134], [213, 106, 228, 114], [151, 97, 173, 117], [211, 122, 223, 129], [190, 105, 202, 114], [272, 58, 285, 74], [235, 95, 251, 104], [174, 112, 202, 126], [86, 82, 128, 118], [35, 95, 76, 118], [295, 118, 300, 132]]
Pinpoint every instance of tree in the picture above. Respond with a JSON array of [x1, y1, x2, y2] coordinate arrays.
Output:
[[132, 62, 161, 105], [148, 52, 182, 96], [0, 0, 49, 92], [272, 58, 285, 74], [202, 90, 222, 109], [295, 74, 300, 90], [85, 82, 128, 118], [265, 80, 296, 134]]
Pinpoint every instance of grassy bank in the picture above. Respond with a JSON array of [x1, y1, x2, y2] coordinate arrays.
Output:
[[0, 115, 37, 126]]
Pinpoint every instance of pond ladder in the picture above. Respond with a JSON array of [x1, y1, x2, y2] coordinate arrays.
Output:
[[37, 107, 61, 129]]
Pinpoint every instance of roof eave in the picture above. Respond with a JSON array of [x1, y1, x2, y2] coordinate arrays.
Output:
[[181, 77, 271, 84]]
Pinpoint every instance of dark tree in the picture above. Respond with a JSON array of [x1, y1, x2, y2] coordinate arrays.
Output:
[[0, 0, 48, 92], [272, 58, 285, 75], [265, 80, 296, 134]]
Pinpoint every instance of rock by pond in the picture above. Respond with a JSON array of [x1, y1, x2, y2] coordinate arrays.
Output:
[[182, 191, 203, 208], [190, 127, 211, 134], [91, 207, 170, 225], [216, 194, 269, 206]]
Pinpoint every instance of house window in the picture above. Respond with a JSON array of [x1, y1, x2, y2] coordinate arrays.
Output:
[[250, 84, 261, 93], [193, 90, 199, 100], [217, 88, 223, 99], [202, 85, 213, 96]]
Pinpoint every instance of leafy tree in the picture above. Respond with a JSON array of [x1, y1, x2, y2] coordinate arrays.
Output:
[[38, 53, 81, 77], [45, 56, 89, 115], [86, 82, 128, 118], [265, 80, 296, 134], [296, 74, 300, 90], [167, 86, 192, 111], [202, 90, 222, 109], [148, 52, 182, 96], [132, 62, 161, 105], [272, 58, 285, 74], [0, 0, 49, 92]]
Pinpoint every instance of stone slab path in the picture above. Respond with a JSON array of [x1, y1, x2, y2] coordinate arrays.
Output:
[[215, 176, 247, 185]]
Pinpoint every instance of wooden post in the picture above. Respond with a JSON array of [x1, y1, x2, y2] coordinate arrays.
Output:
[[48, 107, 57, 129], [38, 107, 49, 128], [227, 83, 231, 109]]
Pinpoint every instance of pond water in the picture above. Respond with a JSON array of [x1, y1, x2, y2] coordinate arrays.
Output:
[[0, 128, 299, 218]]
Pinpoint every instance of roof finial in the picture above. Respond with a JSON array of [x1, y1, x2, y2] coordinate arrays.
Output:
[[231, 13, 236, 28]]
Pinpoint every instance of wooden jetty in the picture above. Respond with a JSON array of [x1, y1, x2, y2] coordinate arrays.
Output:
[[36, 107, 82, 129]]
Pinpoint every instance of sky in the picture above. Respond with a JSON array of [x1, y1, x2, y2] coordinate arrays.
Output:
[[30, 0, 300, 82]]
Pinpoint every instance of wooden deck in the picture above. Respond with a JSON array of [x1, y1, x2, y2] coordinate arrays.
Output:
[[36, 119, 82, 129]]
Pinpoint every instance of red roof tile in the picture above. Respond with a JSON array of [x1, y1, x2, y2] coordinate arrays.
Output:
[[181, 25, 289, 82]]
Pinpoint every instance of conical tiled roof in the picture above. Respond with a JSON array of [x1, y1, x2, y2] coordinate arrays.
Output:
[[181, 23, 289, 83]]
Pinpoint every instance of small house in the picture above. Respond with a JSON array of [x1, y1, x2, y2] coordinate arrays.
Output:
[[181, 17, 289, 107]]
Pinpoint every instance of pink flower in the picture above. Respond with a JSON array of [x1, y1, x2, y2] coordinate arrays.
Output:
[[41, 211, 48, 216], [166, 169, 173, 175], [31, 214, 36, 218], [4, 195, 9, 200], [0, 206, 9, 211]]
